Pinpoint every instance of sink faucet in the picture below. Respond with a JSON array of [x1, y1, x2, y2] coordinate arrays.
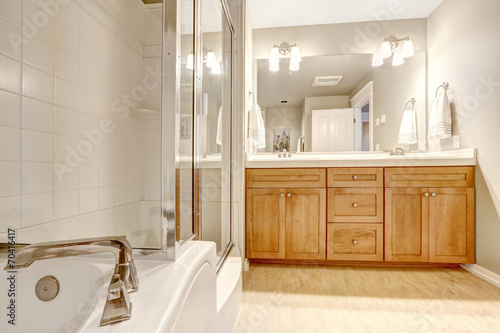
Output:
[[4, 236, 139, 326], [297, 136, 305, 153]]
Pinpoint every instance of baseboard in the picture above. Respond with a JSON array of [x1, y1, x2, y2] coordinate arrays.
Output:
[[461, 264, 500, 288]]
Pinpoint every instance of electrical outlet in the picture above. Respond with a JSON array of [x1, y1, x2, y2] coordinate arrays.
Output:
[[381, 114, 386, 124], [375, 117, 380, 126], [453, 135, 461, 149], [375, 144, 380, 151]]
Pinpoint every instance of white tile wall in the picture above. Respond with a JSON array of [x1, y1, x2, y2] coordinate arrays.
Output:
[[0, 0, 162, 240], [0, 90, 21, 127], [22, 97, 53, 132], [0, 54, 22, 93], [0, 18, 22, 59]]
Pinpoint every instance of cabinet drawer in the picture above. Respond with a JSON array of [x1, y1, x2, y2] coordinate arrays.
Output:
[[327, 224, 383, 261], [385, 167, 474, 188], [328, 188, 383, 223], [327, 168, 383, 188], [246, 168, 326, 188]]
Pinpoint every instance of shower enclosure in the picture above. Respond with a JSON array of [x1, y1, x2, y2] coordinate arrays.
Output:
[[0, 0, 235, 269], [164, 0, 235, 266]]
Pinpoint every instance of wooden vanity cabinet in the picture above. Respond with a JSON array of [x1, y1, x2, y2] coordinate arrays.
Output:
[[246, 169, 326, 260], [326, 168, 384, 261], [385, 167, 475, 264]]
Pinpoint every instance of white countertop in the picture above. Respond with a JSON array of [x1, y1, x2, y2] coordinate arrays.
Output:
[[245, 148, 477, 168]]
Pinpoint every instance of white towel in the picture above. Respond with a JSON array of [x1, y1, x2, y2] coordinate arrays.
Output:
[[428, 94, 452, 139], [216, 106, 222, 146], [398, 107, 418, 145], [248, 95, 266, 149]]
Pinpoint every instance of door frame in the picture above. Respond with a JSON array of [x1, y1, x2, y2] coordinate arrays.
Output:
[[350, 81, 373, 151]]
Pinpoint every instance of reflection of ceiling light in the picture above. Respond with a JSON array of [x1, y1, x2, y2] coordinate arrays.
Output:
[[211, 61, 221, 75], [373, 35, 414, 67], [371, 52, 383, 67], [186, 53, 193, 70], [206, 52, 217, 68], [268, 42, 301, 72]]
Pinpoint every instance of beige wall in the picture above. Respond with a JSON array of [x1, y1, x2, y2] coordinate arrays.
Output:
[[264, 107, 302, 152], [253, 19, 427, 59], [428, 0, 500, 274], [303, 96, 351, 151]]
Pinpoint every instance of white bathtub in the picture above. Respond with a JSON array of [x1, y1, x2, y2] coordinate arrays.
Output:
[[0, 241, 242, 332]]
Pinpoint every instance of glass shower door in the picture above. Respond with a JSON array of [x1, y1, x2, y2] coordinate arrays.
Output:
[[197, 0, 233, 263]]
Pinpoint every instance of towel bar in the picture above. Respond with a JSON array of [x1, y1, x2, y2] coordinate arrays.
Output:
[[435, 82, 449, 97]]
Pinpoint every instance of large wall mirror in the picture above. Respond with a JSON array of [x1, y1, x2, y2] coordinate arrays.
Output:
[[248, 0, 429, 153]]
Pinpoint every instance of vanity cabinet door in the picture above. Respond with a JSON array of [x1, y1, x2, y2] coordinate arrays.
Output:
[[285, 188, 326, 260], [428, 188, 475, 263], [246, 189, 286, 259], [385, 188, 429, 262]]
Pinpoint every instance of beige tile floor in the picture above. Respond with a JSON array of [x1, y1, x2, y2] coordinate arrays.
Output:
[[235, 264, 500, 333]]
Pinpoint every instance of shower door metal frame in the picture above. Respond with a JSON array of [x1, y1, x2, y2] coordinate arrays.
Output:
[[162, 0, 235, 262]]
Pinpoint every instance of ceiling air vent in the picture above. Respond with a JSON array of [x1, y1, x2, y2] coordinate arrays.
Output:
[[312, 76, 343, 87]]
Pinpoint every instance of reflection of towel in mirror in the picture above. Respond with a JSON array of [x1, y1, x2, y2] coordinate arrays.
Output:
[[398, 107, 418, 145], [248, 96, 266, 149], [428, 94, 452, 139], [216, 106, 223, 145]]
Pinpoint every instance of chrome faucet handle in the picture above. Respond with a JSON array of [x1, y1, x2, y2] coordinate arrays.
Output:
[[395, 147, 406, 156], [5, 236, 139, 326], [383, 149, 395, 156]]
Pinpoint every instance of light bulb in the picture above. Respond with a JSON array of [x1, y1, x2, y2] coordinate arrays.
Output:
[[379, 41, 392, 59], [402, 40, 414, 58], [290, 46, 301, 64], [392, 50, 405, 66], [211, 61, 221, 75], [372, 52, 383, 67], [269, 61, 279, 72], [289, 59, 300, 71], [186, 53, 193, 70], [269, 47, 280, 64], [206, 52, 217, 68]]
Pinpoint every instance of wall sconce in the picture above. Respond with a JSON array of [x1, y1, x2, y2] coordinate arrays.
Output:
[[269, 42, 301, 72], [372, 36, 414, 67], [186, 49, 221, 74]]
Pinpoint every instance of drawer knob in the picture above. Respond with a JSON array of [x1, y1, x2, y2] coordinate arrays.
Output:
[[352, 203, 358, 208], [423, 192, 429, 197], [353, 175, 358, 180], [280, 193, 284, 197], [287, 193, 291, 197], [431, 193, 437, 197], [353, 240, 358, 245]]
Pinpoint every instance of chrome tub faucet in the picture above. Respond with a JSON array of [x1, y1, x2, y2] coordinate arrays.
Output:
[[3, 236, 139, 326]]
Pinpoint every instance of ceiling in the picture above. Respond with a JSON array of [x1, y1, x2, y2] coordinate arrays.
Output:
[[257, 55, 374, 108], [248, 0, 443, 29]]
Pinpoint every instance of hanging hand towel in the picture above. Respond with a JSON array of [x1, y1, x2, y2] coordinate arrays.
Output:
[[428, 94, 452, 139], [248, 95, 266, 149], [216, 106, 223, 146], [398, 106, 418, 145]]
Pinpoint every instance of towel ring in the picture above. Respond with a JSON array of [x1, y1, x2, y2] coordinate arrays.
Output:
[[405, 98, 415, 110], [435, 82, 449, 97]]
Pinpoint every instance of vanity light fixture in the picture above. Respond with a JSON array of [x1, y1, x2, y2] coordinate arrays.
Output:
[[372, 36, 414, 67], [185, 49, 221, 74], [268, 43, 301, 72]]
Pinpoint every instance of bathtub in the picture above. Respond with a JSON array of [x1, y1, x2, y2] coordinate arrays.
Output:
[[0, 241, 242, 332]]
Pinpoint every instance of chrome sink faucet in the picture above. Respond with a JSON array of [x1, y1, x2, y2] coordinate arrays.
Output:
[[3, 236, 139, 326], [297, 136, 305, 153]]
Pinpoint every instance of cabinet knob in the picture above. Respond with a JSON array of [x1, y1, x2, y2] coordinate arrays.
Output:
[[423, 192, 429, 197], [431, 193, 437, 197], [287, 193, 291, 197], [353, 240, 358, 245], [353, 175, 358, 180], [352, 203, 358, 208], [280, 193, 284, 197]]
